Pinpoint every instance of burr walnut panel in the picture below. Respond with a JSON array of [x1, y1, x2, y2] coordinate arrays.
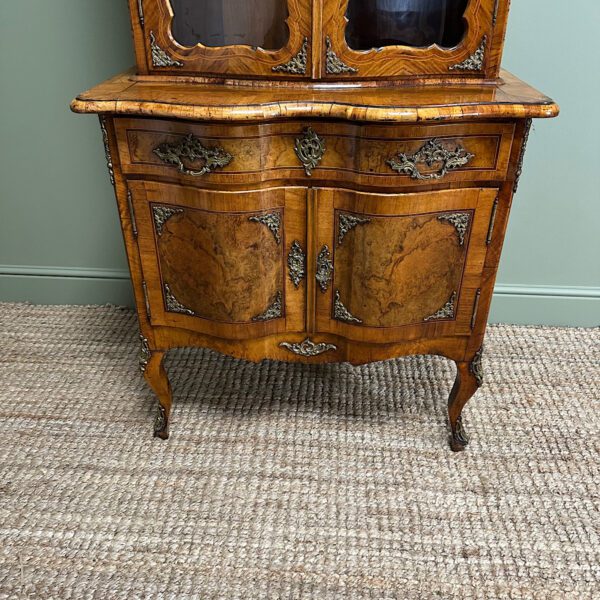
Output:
[[334, 212, 468, 327], [130, 181, 307, 339], [115, 118, 514, 188], [315, 187, 499, 343], [158, 208, 284, 323]]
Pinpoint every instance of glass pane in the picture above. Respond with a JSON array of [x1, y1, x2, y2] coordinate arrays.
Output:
[[169, 0, 289, 49], [345, 0, 469, 50]]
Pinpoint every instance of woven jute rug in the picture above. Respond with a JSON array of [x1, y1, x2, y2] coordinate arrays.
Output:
[[0, 303, 598, 599]]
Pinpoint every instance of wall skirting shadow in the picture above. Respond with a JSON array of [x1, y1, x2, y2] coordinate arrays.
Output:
[[0, 266, 134, 308], [1, 266, 598, 327], [490, 284, 599, 327]]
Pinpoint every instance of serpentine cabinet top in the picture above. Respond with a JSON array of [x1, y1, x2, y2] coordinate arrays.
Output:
[[71, 69, 558, 123]]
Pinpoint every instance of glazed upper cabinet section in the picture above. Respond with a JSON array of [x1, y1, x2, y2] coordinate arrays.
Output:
[[323, 0, 505, 79], [129, 0, 509, 79], [133, 0, 311, 77]]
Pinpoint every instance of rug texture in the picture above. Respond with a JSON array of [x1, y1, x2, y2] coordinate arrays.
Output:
[[0, 303, 598, 599]]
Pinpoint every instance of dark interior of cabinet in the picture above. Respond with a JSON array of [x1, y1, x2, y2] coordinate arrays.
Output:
[[169, 0, 290, 49], [345, 0, 470, 50]]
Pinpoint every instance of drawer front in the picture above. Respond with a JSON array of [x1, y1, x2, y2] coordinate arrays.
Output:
[[131, 181, 307, 340], [115, 119, 514, 187], [314, 187, 498, 343]]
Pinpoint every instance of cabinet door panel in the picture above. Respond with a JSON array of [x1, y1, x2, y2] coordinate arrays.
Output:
[[315, 187, 497, 342], [131, 181, 306, 339], [137, 0, 311, 78], [335, 212, 468, 327], [323, 0, 499, 79]]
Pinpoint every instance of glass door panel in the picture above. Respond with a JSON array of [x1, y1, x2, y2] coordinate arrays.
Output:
[[138, 0, 311, 78], [345, 0, 469, 50], [170, 0, 289, 50], [322, 0, 495, 79]]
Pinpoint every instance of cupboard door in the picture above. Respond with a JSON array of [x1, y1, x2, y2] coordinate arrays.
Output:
[[136, 0, 311, 78], [322, 0, 500, 79], [131, 181, 307, 339], [314, 187, 497, 342]]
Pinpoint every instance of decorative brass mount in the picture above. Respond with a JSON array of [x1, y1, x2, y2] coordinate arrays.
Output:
[[249, 212, 282, 244], [153, 134, 233, 177], [287, 241, 306, 288], [280, 338, 337, 357], [316, 245, 333, 293], [387, 139, 474, 181], [295, 127, 325, 176], [272, 38, 308, 75]]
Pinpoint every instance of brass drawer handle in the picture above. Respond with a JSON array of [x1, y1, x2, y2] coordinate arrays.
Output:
[[295, 127, 325, 176], [387, 138, 474, 181], [153, 134, 233, 176]]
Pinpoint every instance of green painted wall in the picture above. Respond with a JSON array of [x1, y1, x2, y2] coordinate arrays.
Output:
[[0, 1, 598, 326], [493, 1, 600, 325], [0, 0, 134, 306]]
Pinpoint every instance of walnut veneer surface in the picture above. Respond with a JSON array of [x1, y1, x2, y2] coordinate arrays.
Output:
[[128, 0, 512, 80], [72, 2, 558, 451], [73, 69, 558, 122]]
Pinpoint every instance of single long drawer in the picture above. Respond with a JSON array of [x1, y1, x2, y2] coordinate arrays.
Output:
[[114, 118, 515, 187]]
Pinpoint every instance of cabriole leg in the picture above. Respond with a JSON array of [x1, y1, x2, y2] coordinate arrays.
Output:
[[448, 348, 483, 452], [140, 336, 172, 440]]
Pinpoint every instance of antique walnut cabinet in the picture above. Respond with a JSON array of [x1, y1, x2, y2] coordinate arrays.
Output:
[[72, 0, 558, 450]]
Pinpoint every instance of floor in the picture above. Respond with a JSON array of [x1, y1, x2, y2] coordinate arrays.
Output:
[[0, 303, 598, 599]]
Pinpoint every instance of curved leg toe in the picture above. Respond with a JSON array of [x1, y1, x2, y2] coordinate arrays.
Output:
[[140, 338, 173, 440], [449, 415, 470, 452], [154, 402, 170, 440], [448, 348, 483, 452]]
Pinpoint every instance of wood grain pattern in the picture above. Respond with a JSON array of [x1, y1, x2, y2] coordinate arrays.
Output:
[[333, 211, 468, 327], [115, 118, 514, 188], [157, 206, 284, 323], [130, 181, 307, 340], [315, 187, 497, 343], [72, 69, 559, 124], [128, 0, 312, 78], [126, 0, 512, 81]]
